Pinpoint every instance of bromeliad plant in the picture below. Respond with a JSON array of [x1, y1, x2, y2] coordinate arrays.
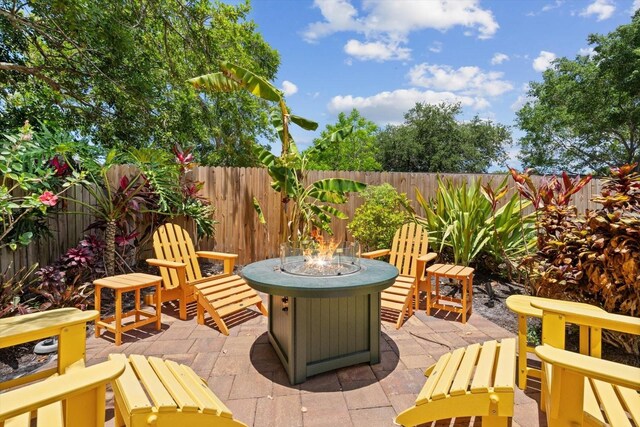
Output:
[[190, 61, 365, 243]]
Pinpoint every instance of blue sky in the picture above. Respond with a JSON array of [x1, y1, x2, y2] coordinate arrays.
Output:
[[241, 0, 638, 169]]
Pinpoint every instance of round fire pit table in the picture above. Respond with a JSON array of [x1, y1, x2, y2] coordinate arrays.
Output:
[[242, 257, 398, 385]]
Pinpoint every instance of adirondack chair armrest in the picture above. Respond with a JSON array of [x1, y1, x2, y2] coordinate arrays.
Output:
[[361, 249, 390, 259], [196, 251, 238, 275], [146, 258, 187, 270], [0, 308, 98, 349], [0, 359, 125, 422], [535, 344, 640, 390], [416, 252, 438, 280], [196, 251, 238, 260], [417, 253, 437, 263], [532, 300, 640, 335]]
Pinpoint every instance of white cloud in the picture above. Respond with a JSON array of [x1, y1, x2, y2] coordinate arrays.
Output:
[[429, 41, 443, 53], [328, 88, 490, 124], [511, 84, 533, 111], [533, 51, 557, 72], [281, 80, 298, 96], [578, 46, 596, 57], [304, 0, 499, 61], [543, 0, 565, 11], [580, 0, 616, 20], [344, 39, 411, 61], [633, 0, 640, 11], [491, 52, 509, 65], [408, 63, 513, 97]]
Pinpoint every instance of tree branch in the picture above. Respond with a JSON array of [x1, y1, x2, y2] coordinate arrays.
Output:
[[0, 62, 61, 90]]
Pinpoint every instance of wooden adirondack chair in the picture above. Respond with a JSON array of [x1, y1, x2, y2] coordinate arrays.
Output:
[[0, 308, 99, 392], [146, 223, 267, 334], [533, 300, 640, 426], [0, 359, 126, 427], [395, 338, 517, 427], [362, 222, 436, 328]]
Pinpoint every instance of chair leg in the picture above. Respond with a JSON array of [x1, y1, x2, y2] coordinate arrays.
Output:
[[203, 303, 230, 335], [517, 315, 528, 390], [256, 301, 268, 316], [197, 302, 205, 325]]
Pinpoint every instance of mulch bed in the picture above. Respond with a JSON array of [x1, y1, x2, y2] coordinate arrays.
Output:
[[2, 265, 637, 384]]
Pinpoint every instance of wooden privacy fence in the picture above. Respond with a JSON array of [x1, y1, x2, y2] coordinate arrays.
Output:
[[0, 167, 603, 272]]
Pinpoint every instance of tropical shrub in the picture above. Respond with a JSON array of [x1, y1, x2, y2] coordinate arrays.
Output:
[[0, 265, 36, 318], [511, 165, 640, 354], [0, 122, 84, 251], [415, 176, 534, 268], [348, 184, 412, 252], [32, 235, 105, 310]]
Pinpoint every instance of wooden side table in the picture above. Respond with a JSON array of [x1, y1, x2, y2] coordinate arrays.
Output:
[[94, 273, 162, 346], [425, 263, 474, 323]]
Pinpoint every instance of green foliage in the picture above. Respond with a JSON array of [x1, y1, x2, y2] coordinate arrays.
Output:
[[305, 109, 382, 171], [191, 61, 365, 243], [511, 165, 640, 354], [347, 184, 411, 252], [0, 265, 35, 318], [0, 122, 85, 250], [517, 12, 640, 173], [32, 235, 104, 311], [0, 0, 279, 165], [415, 177, 534, 268], [376, 103, 510, 173]]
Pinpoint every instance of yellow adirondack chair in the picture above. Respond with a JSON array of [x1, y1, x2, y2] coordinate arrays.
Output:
[[0, 308, 98, 391], [0, 308, 124, 426], [109, 354, 248, 427], [362, 222, 436, 328], [146, 223, 267, 334], [395, 338, 517, 427], [533, 300, 640, 426], [0, 359, 126, 427], [506, 295, 606, 389]]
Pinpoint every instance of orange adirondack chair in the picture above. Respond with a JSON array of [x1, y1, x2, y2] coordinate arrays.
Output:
[[362, 222, 437, 328], [146, 223, 267, 334]]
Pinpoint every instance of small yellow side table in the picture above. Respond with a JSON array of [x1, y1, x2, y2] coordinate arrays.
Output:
[[94, 273, 162, 346]]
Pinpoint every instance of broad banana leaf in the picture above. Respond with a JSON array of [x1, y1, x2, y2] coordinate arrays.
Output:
[[188, 61, 281, 103], [289, 114, 319, 131], [219, 61, 281, 102], [252, 197, 266, 224], [311, 178, 366, 193]]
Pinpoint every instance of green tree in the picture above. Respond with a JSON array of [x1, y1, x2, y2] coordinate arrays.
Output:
[[0, 0, 279, 166], [305, 109, 381, 171], [516, 12, 640, 174], [376, 103, 509, 173]]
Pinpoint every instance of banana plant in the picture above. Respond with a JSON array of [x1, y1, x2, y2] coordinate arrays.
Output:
[[253, 141, 365, 242], [189, 62, 364, 243]]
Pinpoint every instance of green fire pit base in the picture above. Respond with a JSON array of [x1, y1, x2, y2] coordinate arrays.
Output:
[[268, 292, 381, 385], [241, 258, 398, 385]]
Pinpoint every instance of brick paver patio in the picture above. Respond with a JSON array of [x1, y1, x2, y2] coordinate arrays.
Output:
[[81, 295, 546, 427]]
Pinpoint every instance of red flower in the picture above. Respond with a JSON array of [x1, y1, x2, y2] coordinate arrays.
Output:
[[49, 157, 70, 177], [39, 191, 58, 207]]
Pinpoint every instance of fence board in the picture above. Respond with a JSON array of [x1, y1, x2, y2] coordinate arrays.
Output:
[[1, 167, 604, 271]]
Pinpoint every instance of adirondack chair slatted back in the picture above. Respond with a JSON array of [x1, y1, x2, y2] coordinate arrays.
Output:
[[153, 223, 203, 289], [389, 223, 429, 277]]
